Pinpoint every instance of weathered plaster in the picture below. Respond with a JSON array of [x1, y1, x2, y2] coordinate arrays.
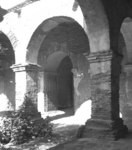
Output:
[[77, 0, 110, 52]]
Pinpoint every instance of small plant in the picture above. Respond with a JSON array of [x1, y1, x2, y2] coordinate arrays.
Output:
[[0, 94, 53, 145], [0, 117, 12, 144]]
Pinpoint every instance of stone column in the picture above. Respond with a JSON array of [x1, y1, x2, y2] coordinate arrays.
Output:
[[11, 64, 40, 110], [79, 51, 127, 140], [124, 64, 132, 125]]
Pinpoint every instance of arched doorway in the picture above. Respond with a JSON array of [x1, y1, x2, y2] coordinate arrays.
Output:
[[38, 54, 74, 111], [0, 32, 15, 111], [27, 16, 90, 113]]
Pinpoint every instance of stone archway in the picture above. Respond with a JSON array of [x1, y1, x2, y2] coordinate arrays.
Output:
[[27, 16, 90, 114], [0, 32, 15, 111]]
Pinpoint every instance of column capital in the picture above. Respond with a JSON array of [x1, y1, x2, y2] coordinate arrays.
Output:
[[11, 63, 41, 72], [86, 50, 112, 63]]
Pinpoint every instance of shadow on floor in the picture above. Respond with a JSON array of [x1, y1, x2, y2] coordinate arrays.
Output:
[[48, 128, 132, 150], [47, 108, 74, 121], [47, 112, 132, 150]]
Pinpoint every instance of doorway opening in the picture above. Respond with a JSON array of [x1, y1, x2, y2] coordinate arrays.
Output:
[[57, 56, 73, 110]]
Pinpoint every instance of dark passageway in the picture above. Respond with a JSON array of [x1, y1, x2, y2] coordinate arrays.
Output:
[[57, 56, 73, 110]]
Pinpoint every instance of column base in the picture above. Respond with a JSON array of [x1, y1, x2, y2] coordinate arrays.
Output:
[[77, 118, 128, 140]]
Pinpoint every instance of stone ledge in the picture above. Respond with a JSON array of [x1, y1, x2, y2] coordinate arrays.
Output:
[[11, 63, 41, 72], [86, 51, 112, 63]]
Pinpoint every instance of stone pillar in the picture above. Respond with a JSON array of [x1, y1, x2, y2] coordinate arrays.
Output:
[[11, 64, 40, 110], [124, 64, 132, 125], [79, 51, 127, 140]]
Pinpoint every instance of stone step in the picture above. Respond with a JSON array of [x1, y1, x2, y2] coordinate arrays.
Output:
[[85, 119, 113, 129], [81, 126, 116, 140], [77, 119, 128, 140]]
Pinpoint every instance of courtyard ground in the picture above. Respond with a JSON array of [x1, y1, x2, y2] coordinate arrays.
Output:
[[2, 106, 132, 150]]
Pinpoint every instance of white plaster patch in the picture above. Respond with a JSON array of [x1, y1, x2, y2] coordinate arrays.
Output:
[[75, 100, 92, 125], [72, 68, 84, 96], [37, 92, 44, 114]]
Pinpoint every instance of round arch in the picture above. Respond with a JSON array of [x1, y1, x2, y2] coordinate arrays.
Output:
[[28, 16, 90, 112], [0, 31, 15, 62], [0, 24, 18, 51], [0, 31, 15, 111], [26, 16, 90, 64]]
